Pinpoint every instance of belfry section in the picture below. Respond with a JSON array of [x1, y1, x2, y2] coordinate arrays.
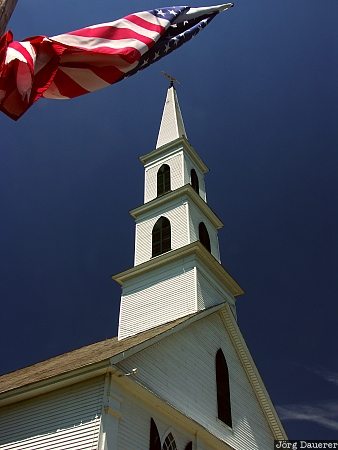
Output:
[[113, 86, 243, 340]]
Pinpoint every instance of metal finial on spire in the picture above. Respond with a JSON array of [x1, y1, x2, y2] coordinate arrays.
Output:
[[161, 71, 181, 88]]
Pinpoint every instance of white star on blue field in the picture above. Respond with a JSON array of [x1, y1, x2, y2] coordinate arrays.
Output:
[[128, 6, 218, 77]]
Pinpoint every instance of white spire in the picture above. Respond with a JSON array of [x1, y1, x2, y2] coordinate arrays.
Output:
[[156, 86, 187, 149]]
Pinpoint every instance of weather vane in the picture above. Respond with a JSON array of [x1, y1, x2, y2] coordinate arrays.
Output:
[[161, 71, 181, 87]]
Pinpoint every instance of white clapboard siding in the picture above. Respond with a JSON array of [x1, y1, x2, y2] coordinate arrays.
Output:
[[117, 314, 275, 450], [116, 383, 194, 450], [0, 377, 105, 450], [118, 262, 196, 339], [183, 153, 207, 202], [189, 202, 220, 262], [197, 268, 228, 310], [134, 200, 188, 265], [144, 152, 184, 203]]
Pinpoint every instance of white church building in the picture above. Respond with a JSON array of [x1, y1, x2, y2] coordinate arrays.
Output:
[[0, 85, 287, 450]]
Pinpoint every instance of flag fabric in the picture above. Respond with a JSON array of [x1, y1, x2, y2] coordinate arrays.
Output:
[[0, 4, 233, 121]]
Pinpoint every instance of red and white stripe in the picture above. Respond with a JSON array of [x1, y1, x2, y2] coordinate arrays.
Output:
[[43, 12, 170, 100], [0, 11, 171, 118], [0, 4, 232, 120]]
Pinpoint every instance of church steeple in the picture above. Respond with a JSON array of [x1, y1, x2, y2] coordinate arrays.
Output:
[[141, 84, 208, 205], [113, 86, 243, 340], [156, 85, 187, 148]]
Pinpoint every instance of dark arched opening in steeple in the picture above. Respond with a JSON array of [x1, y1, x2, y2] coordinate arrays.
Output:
[[216, 349, 232, 427], [157, 164, 171, 197], [190, 169, 199, 195], [152, 217, 171, 257], [198, 222, 211, 253]]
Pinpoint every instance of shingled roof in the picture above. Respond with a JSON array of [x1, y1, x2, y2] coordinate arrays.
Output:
[[0, 312, 199, 396], [0, 304, 287, 440]]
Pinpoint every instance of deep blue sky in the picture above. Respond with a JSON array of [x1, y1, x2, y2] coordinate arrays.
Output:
[[1, 0, 338, 440]]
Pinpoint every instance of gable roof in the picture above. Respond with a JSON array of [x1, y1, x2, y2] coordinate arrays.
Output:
[[0, 303, 286, 440], [0, 310, 203, 396]]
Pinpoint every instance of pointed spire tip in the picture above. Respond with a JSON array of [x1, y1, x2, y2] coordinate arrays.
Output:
[[156, 83, 187, 148]]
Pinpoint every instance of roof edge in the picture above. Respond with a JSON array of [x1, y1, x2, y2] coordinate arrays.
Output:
[[0, 305, 225, 406], [0, 361, 111, 407], [219, 304, 288, 440]]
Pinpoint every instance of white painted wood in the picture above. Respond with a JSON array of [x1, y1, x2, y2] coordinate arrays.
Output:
[[183, 153, 207, 202], [134, 198, 188, 266], [188, 202, 220, 262], [144, 152, 184, 203], [0, 377, 105, 450], [117, 313, 275, 450], [115, 382, 194, 450], [98, 374, 121, 450], [118, 259, 197, 339], [143, 148, 208, 205], [118, 252, 235, 340], [156, 86, 188, 149], [0, 76, 284, 450], [134, 196, 220, 266], [196, 435, 207, 450], [197, 269, 229, 310]]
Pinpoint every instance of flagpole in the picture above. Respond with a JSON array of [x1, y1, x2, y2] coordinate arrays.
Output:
[[0, 0, 18, 35]]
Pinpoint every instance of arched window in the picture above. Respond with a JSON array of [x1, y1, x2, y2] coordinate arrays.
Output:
[[157, 164, 171, 197], [185, 443, 193, 450], [162, 433, 177, 450], [149, 418, 161, 450], [216, 349, 232, 427], [198, 222, 211, 253], [152, 217, 171, 257], [190, 169, 199, 195]]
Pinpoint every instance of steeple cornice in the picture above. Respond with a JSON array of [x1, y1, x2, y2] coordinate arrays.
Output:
[[139, 136, 209, 174], [112, 241, 244, 298], [130, 184, 223, 230]]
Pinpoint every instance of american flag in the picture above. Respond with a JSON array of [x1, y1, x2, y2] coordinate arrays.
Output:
[[0, 4, 233, 121]]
